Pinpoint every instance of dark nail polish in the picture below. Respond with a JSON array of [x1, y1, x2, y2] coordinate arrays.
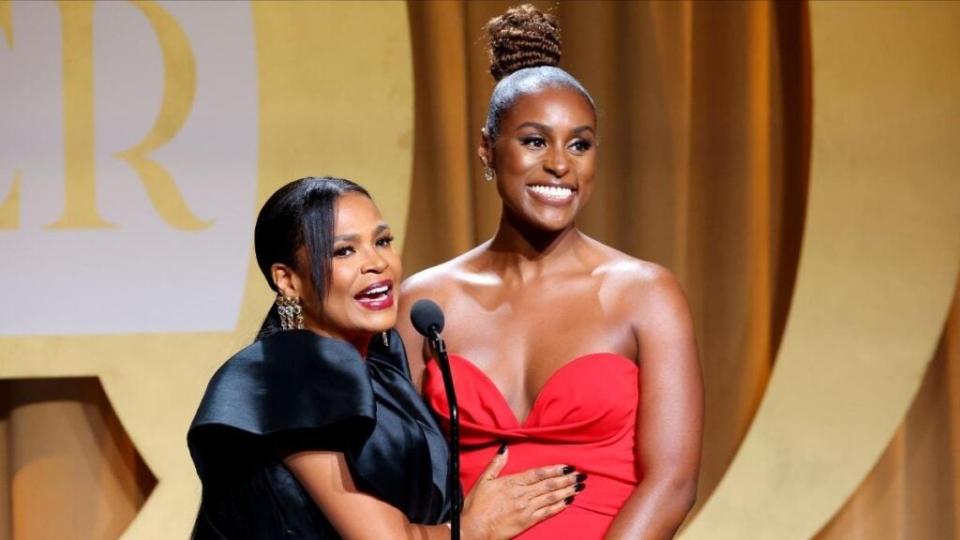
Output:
[[561, 465, 575, 475], [497, 441, 508, 455], [564, 496, 575, 505], [574, 482, 585, 492], [575, 472, 588, 482]]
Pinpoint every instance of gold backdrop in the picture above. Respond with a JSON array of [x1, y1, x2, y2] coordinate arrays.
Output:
[[1, 1, 959, 539]]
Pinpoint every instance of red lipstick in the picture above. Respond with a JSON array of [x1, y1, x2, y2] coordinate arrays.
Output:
[[354, 280, 394, 311]]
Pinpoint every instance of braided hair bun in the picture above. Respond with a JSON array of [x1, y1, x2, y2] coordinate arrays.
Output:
[[486, 4, 562, 81], [481, 5, 593, 141]]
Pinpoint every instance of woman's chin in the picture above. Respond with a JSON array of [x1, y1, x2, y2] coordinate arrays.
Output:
[[515, 206, 578, 232], [352, 312, 398, 335], [527, 215, 576, 234]]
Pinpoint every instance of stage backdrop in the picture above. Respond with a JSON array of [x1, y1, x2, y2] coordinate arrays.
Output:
[[1, 1, 959, 539], [0, 1, 414, 538]]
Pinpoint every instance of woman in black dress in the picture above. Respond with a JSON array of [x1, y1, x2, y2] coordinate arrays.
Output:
[[188, 177, 583, 539]]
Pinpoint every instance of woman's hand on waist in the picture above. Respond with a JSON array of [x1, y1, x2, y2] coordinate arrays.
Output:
[[461, 443, 586, 540]]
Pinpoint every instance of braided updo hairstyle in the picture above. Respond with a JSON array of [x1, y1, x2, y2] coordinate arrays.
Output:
[[483, 4, 595, 141]]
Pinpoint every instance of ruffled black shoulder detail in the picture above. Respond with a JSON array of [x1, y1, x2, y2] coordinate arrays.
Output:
[[188, 330, 376, 483], [363, 329, 452, 519]]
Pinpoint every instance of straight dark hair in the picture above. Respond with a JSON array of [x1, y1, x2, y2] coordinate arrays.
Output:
[[253, 176, 370, 340]]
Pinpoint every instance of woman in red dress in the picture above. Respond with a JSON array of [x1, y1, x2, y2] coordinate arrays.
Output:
[[398, 5, 703, 539]]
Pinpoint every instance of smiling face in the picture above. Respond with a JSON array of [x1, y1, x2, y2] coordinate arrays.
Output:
[[481, 85, 598, 232], [273, 192, 401, 346]]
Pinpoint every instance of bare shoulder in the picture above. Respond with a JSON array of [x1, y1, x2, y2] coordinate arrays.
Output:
[[397, 244, 493, 388], [400, 260, 459, 304], [585, 239, 678, 291], [585, 238, 690, 325], [400, 243, 491, 305]]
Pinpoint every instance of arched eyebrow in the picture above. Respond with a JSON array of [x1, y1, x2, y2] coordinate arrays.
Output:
[[516, 122, 595, 136], [334, 223, 390, 242]]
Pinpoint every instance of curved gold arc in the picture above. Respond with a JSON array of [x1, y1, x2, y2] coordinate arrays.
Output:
[[120, 3, 414, 538], [113, 0, 210, 231], [682, 3, 960, 539], [0, 2, 414, 539], [0, 0, 11, 47]]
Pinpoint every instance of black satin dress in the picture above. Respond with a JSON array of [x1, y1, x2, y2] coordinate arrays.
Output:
[[187, 329, 451, 539]]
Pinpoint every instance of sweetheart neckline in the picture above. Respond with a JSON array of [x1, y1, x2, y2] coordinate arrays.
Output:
[[443, 352, 638, 427]]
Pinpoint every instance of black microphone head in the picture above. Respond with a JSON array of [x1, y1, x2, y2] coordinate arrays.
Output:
[[411, 299, 445, 336]]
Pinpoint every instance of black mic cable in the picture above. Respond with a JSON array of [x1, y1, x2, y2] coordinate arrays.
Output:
[[410, 299, 460, 540]]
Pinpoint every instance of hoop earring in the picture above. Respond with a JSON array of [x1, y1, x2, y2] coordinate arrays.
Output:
[[276, 294, 304, 331], [484, 167, 495, 182]]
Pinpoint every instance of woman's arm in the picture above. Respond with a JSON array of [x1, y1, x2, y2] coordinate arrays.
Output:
[[285, 446, 581, 540], [395, 272, 445, 392], [285, 450, 450, 540], [604, 269, 703, 540]]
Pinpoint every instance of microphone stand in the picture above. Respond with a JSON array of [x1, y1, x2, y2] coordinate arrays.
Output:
[[429, 327, 460, 540]]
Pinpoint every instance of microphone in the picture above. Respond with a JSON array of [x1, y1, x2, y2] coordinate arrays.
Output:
[[410, 299, 460, 540], [411, 298, 445, 338]]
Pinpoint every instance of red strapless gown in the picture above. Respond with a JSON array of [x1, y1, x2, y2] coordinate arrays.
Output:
[[423, 353, 640, 539]]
